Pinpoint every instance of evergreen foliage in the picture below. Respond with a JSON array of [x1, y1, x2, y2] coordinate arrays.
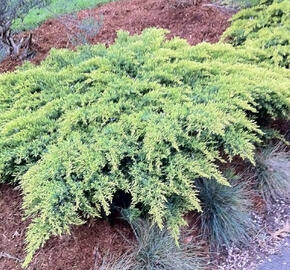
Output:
[[0, 0, 50, 26], [196, 170, 254, 250], [12, 0, 116, 31], [222, 0, 290, 68], [0, 29, 289, 266]]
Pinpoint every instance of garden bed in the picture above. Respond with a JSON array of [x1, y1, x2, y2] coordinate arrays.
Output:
[[0, 0, 234, 73], [0, 184, 132, 270], [0, 1, 235, 268], [0, 0, 289, 269]]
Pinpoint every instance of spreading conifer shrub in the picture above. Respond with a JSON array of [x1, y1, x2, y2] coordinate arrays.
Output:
[[196, 170, 254, 250], [0, 29, 289, 266], [222, 0, 290, 68], [255, 144, 290, 203]]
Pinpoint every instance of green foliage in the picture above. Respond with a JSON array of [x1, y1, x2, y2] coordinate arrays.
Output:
[[0, 0, 50, 26], [218, 0, 260, 9], [196, 170, 254, 250], [255, 144, 290, 203], [222, 0, 290, 68], [119, 218, 206, 270], [0, 29, 289, 266], [12, 0, 116, 32]]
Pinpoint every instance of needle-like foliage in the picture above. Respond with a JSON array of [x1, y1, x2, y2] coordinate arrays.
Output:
[[222, 0, 290, 68], [0, 29, 289, 266], [97, 218, 206, 270]]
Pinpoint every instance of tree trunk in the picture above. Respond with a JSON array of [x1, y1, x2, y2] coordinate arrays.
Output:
[[0, 21, 34, 61]]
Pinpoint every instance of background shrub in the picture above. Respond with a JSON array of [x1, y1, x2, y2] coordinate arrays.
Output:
[[56, 12, 103, 46], [0, 0, 50, 26], [12, 0, 116, 31], [222, 0, 290, 68], [255, 144, 290, 203], [196, 170, 254, 250], [0, 29, 289, 266], [214, 0, 260, 9]]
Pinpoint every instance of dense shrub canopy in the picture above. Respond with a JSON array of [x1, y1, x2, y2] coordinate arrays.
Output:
[[222, 0, 290, 68], [0, 29, 289, 265]]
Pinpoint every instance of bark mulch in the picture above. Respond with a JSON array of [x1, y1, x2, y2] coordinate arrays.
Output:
[[0, 0, 234, 73], [0, 184, 132, 270]]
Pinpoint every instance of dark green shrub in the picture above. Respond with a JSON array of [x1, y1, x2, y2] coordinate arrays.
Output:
[[196, 170, 254, 250], [0, 29, 289, 266], [222, 0, 290, 68], [255, 144, 290, 203]]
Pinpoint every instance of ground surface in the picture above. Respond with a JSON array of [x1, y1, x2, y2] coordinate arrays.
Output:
[[0, 0, 234, 73], [213, 197, 290, 270], [1, 0, 289, 269], [258, 239, 290, 270], [0, 184, 132, 270], [1, 184, 289, 270]]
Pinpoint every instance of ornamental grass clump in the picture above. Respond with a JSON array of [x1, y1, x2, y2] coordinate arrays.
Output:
[[222, 0, 290, 68], [98, 218, 206, 270], [98, 254, 134, 270], [196, 170, 254, 250], [255, 144, 290, 203], [125, 219, 206, 270], [0, 28, 289, 266]]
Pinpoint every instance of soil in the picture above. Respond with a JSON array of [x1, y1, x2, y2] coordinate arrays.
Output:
[[0, 0, 234, 73], [212, 197, 290, 270], [0, 184, 132, 270]]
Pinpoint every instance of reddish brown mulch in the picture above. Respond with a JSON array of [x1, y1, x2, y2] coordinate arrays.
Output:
[[0, 0, 234, 73], [0, 184, 132, 270]]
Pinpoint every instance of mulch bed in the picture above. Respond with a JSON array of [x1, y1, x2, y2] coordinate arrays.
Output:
[[0, 0, 234, 73], [0, 184, 132, 270], [0, 0, 235, 269]]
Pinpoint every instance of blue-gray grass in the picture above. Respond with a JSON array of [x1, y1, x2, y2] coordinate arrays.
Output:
[[255, 144, 290, 203]]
